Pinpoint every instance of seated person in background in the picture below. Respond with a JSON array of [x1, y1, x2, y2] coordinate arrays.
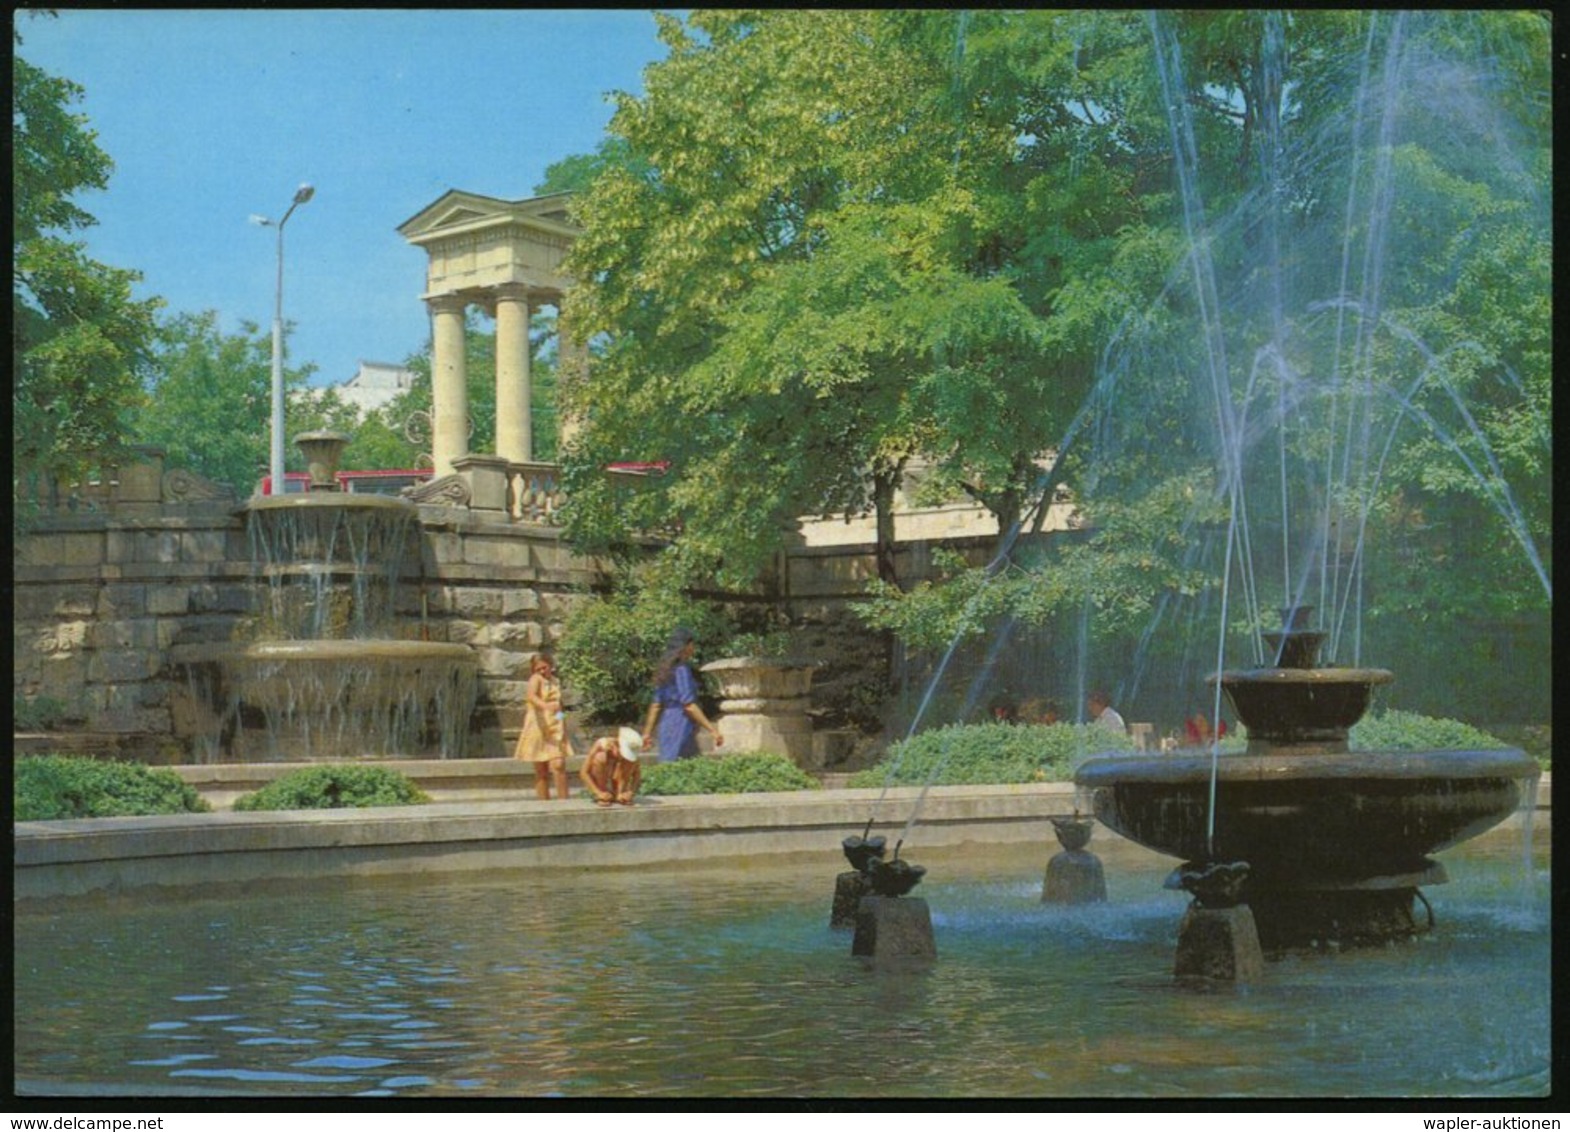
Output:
[[1087, 690, 1126, 734], [1185, 711, 1228, 746], [580, 727, 643, 807], [989, 696, 1019, 724]]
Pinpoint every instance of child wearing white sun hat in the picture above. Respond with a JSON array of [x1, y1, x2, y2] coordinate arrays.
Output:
[[580, 726, 644, 806]]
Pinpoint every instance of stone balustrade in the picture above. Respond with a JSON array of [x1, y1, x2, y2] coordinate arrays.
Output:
[[508, 461, 565, 525]]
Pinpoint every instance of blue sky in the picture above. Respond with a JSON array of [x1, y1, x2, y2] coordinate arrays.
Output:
[[16, 8, 672, 387]]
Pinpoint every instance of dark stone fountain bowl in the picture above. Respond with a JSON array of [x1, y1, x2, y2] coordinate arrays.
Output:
[[841, 835, 888, 872], [864, 856, 927, 897], [1076, 747, 1539, 888], [1049, 816, 1096, 852], [1209, 666, 1394, 750]]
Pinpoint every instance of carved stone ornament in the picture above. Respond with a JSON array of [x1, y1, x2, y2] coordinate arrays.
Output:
[[404, 474, 471, 506], [162, 468, 236, 503]]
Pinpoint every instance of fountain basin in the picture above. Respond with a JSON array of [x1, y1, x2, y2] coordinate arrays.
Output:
[[1077, 748, 1538, 887]]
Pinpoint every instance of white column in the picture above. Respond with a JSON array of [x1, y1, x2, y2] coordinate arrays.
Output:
[[494, 284, 533, 463], [428, 294, 469, 477]]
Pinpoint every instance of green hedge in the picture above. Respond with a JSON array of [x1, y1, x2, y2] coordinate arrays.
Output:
[[1349, 710, 1509, 753], [233, 764, 430, 812], [14, 755, 210, 820], [640, 752, 820, 796], [843, 713, 1521, 791], [849, 721, 1138, 788]]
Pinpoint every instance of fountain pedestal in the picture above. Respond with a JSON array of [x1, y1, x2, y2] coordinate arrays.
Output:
[[831, 871, 871, 930], [1170, 861, 1264, 982], [842, 845, 934, 963], [852, 897, 936, 967], [831, 834, 886, 930], [1175, 906, 1265, 982], [1041, 816, 1106, 905], [1246, 860, 1443, 950]]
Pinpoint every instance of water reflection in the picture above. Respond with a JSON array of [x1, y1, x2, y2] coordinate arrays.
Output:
[[13, 829, 1550, 1098]]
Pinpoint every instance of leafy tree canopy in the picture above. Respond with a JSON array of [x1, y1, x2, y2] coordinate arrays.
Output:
[[13, 41, 163, 518], [558, 10, 1158, 590], [132, 312, 314, 495]]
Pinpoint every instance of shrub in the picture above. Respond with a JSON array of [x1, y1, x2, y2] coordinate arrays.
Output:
[[13, 694, 78, 731], [14, 755, 210, 820], [557, 572, 730, 723], [640, 752, 820, 796], [848, 721, 1137, 788], [1349, 710, 1510, 753], [233, 764, 430, 812]]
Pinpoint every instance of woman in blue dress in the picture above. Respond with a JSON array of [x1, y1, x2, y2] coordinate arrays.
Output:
[[641, 627, 724, 762]]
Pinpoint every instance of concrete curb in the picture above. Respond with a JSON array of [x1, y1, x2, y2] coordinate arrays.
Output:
[[14, 775, 1549, 904], [13, 783, 1094, 901]]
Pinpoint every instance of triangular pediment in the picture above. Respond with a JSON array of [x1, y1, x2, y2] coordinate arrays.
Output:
[[398, 189, 578, 242]]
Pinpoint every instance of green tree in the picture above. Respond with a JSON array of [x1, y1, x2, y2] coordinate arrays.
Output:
[[133, 311, 316, 494], [860, 10, 1549, 689], [559, 11, 1152, 593], [550, 11, 1545, 721], [535, 137, 645, 197], [13, 42, 162, 522]]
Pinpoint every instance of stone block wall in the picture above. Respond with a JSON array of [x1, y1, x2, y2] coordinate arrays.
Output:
[[409, 506, 608, 757], [14, 454, 1002, 765], [13, 498, 610, 763], [13, 505, 253, 761]]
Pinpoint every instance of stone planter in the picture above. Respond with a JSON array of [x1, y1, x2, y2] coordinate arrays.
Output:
[[700, 656, 818, 767]]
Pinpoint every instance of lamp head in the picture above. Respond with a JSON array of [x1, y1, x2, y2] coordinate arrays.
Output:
[[294, 183, 315, 205]]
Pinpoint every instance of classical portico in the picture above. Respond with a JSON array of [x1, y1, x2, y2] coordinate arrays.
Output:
[[398, 190, 586, 476]]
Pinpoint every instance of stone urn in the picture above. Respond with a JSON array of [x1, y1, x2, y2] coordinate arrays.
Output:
[[295, 430, 351, 491], [700, 656, 818, 765]]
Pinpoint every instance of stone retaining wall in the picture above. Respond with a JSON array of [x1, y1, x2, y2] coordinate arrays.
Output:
[[12, 494, 611, 763], [10, 783, 1113, 900], [13, 461, 987, 766]]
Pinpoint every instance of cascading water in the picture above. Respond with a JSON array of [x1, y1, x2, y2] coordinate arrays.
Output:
[[173, 434, 477, 762]]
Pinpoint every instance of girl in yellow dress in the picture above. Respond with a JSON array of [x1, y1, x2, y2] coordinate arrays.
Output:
[[515, 652, 569, 800]]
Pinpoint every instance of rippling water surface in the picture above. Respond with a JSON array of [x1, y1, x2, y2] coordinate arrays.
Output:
[[13, 827, 1550, 1098]]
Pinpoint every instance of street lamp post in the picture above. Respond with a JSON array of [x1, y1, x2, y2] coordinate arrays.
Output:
[[254, 183, 315, 495]]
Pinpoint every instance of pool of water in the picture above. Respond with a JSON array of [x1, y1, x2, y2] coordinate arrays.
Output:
[[12, 826, 1550, 1099]]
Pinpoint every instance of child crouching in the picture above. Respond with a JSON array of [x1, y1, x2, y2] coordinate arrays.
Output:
[[580, 727, 643, 806]]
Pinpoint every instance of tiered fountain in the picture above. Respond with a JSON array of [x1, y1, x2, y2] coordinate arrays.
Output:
[[1076, 606, 1538, 952], [174, 432, 478, 762]]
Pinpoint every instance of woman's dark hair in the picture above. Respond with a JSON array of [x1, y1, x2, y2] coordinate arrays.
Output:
[[652, 627, 695, 688]]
